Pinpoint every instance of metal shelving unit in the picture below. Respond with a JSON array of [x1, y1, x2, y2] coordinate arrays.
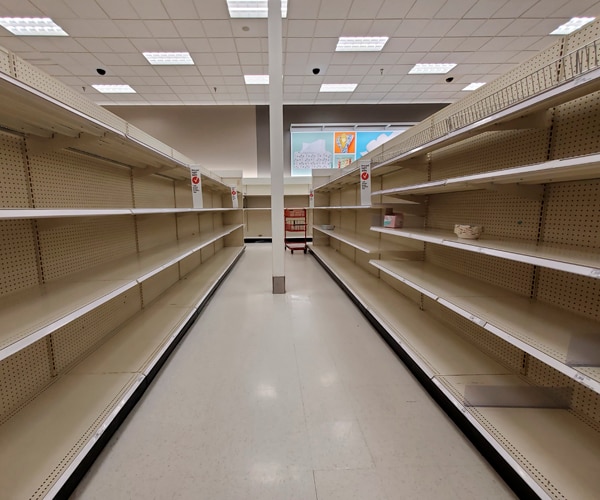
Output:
[[0, 49, 245, 498], [310, 21, 600, 500]]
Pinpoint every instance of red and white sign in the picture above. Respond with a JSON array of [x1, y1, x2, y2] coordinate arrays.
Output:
[[360, 160, 371, 206], [230, 186, 239, 208], [309, 189, 315, 208], [190, 167, 203, 208]]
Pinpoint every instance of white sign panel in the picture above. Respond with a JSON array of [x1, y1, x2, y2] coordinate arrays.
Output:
[[230, 186, 239, 208], [309, 189, 315, 208], [359, 160, 371, 206], [190, 167, 203, 208]]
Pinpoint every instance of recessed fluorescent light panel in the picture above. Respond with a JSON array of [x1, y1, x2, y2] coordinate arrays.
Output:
[[550, 17, 595, 35], [320, 83, 358, 93], [143, 52, 194, 65], [0, 17, 68, 36], [92, 85, 136, 94], [409, 63, 457, 74], [227, 0, 288, 18], [463, 82, 486, 91], [244, 75, 269, 84], [336, 36, 389, 52]]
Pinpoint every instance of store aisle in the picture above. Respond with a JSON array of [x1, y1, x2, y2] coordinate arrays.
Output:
[[72, 244, 515, 500]]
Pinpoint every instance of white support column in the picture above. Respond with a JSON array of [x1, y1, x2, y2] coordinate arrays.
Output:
[[268, 0, 285, 294]]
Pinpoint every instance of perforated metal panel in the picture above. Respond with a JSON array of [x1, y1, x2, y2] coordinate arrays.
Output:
[[175, 181, 193, 208], [426, 245, 534, 296], [133, 175, 175, 208], [0, 339, 52, 425], [430, 129, 550, 179], [141, 264, 179, 307], [179, 252, 201, 277], [37, 216, 137, 281], [51, 288, 141, 373], [380, 165, 428, 190], [12, 57, 127, 134], [28, 150, 133, 208], [527, 357, 600, 431], [424, 297, 525, 372], [551, 92, 600, 159], [427, 190, 542, 241], [0, 220, 39, 296], [176, 213, 199, 239], [542, 179, 600, 249], [0, 132, 30, 208], [564, 19, 600, 54], [0, 49, 11, 75], [537, 269, 600, 322], [135, 214, 177, 253]]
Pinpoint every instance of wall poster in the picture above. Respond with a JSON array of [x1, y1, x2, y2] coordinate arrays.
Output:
[[291, 128, 407, 177]]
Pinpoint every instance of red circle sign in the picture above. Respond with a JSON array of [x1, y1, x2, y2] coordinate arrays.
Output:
[[361, 172, 369, 180], [231, 190, 237, 196], [192, 176, 200, 184]]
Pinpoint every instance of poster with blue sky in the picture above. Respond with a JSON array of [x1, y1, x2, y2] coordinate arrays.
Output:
[[291, 129, 406, 176]]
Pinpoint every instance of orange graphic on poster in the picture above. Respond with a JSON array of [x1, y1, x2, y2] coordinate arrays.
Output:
[[334, 132, 355, 154]]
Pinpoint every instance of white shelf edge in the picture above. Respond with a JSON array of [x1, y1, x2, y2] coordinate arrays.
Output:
[[371, 226, 600, 279], [430, 378, 552, 500], [43, 374, 146, 500], [0, 225, 243, 363], [313, 227, 376, 254], [372, 66, 600, 170], [0, 208, 242, 220], [370, 259, 600, 395], [0, 281, 138, 363], [372, 153, 600, 197]]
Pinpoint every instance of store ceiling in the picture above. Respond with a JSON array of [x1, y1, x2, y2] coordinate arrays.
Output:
[[0, 0, 598, 106]]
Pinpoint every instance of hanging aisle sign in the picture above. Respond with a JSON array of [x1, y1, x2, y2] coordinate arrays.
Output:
[[230, 186, 239, 208], [360, 160, 371, 206], [190, 167, 203, 208]]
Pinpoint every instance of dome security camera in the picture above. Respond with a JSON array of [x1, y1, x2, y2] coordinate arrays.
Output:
[[312, 68, 321, 75], [96, 68, 107, 76], [445, 76, 454, 83]]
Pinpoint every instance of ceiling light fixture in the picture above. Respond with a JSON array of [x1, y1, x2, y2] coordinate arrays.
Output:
[[0, 17, 68, 36], [142, 52, 194, 65], [92, 84, 136, 94], [320, 83, 358, 92], [550, 17, 595, 35], [227, 0, 288, 18], [409, 63, 457, 74], [463, 82, 486, 91], [244, 74, 269, 84], [335, 36, 389, 52]]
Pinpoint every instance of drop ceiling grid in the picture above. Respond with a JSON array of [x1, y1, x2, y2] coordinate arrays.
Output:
[[0, 0, 597, 104]]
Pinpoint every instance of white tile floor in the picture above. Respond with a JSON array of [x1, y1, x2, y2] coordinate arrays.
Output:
[[72, 244, 516, 499]]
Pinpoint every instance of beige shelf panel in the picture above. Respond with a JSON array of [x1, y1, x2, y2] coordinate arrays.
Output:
[[0, 208, 239, 219], [373, 153, 600, 198], [370, 63, 600, 171], [0, 246, 243, 499], [313, 226, 404, 254], [0, 225, 243, 361], [371, 259, 600, 393], [309, 244, 510, 378], [310, 244, 600, 499], [314, 166, 360, 192], [436, 375, 600, 500], [371, 226, 600, 278]]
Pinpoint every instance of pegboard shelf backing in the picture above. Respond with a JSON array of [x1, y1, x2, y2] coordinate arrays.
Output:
[[0, 44, 245, 499], [310, 19, 600, 500]]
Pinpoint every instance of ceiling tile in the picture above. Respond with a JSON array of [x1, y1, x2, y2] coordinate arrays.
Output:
[[311, 37, 337, 52], [435, 0, 480, 18], [160, 0, 199, 18], [129, 0, 169, 19], [286, 37, 313, 52], [395, 20, 430, 37], [64, 0, 108, 19], [143, 20, 179, 38], [318, 0, 353, 19], [342, 20, 374, 36], [287, 20, 316, 38], [463, 0, 508, 18], [208, 38, 237, 53], [203, 20, 234, 38], [493, 0, 539, 18], [406, 1, 446, 18], [113, 21, 153, 37], [234, 38, 263, 52], [315, 20, 345, 37], [215, 53, 239, 65], [174, 20, 207, 38]]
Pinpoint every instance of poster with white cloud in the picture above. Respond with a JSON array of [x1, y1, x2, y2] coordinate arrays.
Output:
[[356, 130, 403, 158], [291, 129, 407, 176]]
